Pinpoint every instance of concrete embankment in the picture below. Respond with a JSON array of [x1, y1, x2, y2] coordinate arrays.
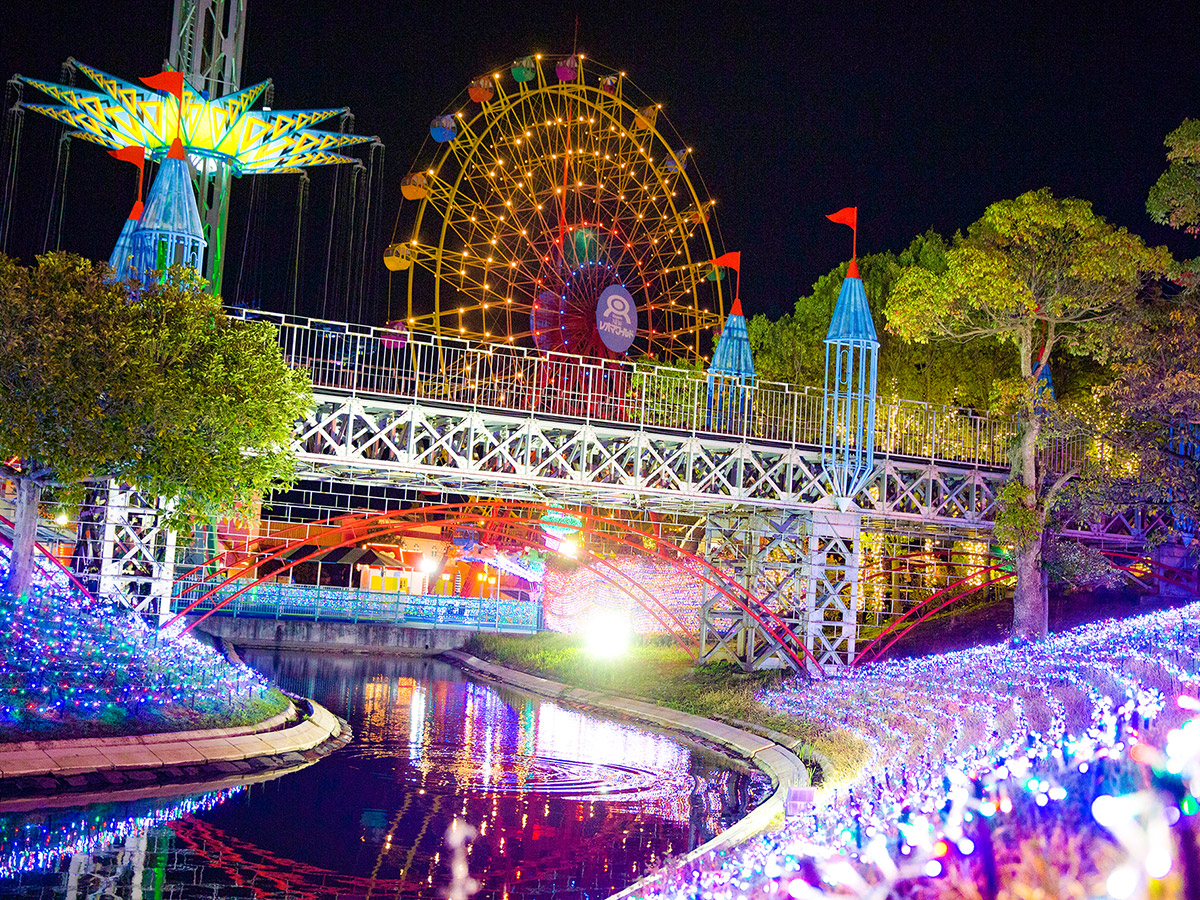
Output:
[[195, 616, 474, 654], [0, 696, 349, 804], [442, 649, 809, 895]]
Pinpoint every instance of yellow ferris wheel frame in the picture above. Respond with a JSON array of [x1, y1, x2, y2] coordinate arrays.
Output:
[[388, 53, 727, 363]]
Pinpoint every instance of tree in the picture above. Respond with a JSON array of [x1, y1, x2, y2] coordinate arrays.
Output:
[[0, 254, 313, 599], [748, 235, 1016, 410], [885, 189, 1170, 641], [1103, 297, 1200, 523], [1147, 119, 1200, 237]]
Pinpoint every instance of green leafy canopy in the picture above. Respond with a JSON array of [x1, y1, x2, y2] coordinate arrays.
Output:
[[886, 189, 1170, 397], [0, 253, 313, 525], [1147, 118, 1200, 237]]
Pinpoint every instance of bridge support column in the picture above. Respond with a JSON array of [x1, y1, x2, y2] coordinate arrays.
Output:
[[699, 511, 807, 671], [71, 483, 178, 625], [803, 505, 863, 672]]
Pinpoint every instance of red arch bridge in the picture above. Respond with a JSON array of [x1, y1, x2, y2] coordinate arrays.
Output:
[[55, 312, 1193, 672]]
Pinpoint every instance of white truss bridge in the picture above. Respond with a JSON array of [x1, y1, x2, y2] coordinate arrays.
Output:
[[254, 310, 1087, 530]]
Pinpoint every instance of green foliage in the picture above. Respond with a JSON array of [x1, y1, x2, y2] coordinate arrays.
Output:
[[1147, 118, 1200, 236], [119, 268, 314, 525], [885, 191, 1169, 638], [748, 234, 1016, 410], [0, 253, 145, 486], [0, 253, 313, 525], [887, 190, 1170, 382], [885, 189, 1170, 459], [993, 481, 1043, 551], [1042, 537, 1122, 590]]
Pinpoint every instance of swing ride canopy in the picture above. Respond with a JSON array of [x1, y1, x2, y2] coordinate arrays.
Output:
[[17, 61, 374, 175]]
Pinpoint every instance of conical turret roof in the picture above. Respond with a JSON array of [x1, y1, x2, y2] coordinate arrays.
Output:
[[824, 261, 878, 346], [708, 297, 756, 380], [135, 145, 203, 242]]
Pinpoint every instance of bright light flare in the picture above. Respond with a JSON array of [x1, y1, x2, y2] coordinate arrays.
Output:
[[585, 608, 632, 659]]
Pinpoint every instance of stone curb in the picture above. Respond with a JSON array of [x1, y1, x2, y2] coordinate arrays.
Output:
[[0, 698, 348, 792], [441, 651, 808, 898]]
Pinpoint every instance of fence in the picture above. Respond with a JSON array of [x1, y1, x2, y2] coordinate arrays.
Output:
[[230, 308, 1088, 473], [174, 578, 541, 634]]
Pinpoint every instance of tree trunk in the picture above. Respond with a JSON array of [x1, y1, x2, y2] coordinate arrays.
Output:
[[1012, 411, 1049, 641], [6, 475, 41, 599], [1013, 535, 1048, 640]]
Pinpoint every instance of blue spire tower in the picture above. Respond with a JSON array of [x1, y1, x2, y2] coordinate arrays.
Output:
[[821, 211, 879, 502], [129, 138, 206, 279], [706, 296, 756, 430], [800, 208, 877, 671]]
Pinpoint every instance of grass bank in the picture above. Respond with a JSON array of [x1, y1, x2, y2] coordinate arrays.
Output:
[[464, 632, 868, 782]]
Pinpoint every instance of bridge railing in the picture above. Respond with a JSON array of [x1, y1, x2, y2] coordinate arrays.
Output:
[[232, 309, 1087, 472], [174, 577, 541, 634]]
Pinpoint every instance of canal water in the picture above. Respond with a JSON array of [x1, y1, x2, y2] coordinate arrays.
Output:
[[0, 651, 768, 899]]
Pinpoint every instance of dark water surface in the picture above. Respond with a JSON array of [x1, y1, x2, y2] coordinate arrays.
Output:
[[0, 650, 767, 899]]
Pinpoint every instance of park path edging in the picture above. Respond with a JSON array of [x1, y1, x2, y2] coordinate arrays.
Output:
[[442, 650, 808, 897], [0, 696, 348, 790], [1, 700, 299, 755]]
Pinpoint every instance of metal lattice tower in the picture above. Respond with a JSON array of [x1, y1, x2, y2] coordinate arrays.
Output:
[[699, 512, 808, 671], [168, 0, 245, 295]]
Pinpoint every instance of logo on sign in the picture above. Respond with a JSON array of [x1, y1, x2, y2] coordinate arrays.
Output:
[[596, 285, 637, 353]]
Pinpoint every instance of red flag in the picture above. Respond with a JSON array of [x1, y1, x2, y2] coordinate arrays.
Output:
[[139, 71, 184, 100], [710, 250, 741, 272], [826, 206, 858, 263], [709, 251, 742, 312], [107, 145, 145, 166], [825, 206, 857, 230]]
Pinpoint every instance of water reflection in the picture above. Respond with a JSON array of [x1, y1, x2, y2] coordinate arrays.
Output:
[[0, 651, 766, 899], [0, 791, 234, 882]]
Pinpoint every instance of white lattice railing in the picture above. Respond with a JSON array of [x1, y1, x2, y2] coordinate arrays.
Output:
[[230, 309, 1086, 473]]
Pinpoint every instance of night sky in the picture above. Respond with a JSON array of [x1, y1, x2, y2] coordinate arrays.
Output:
[[2, 1, 1199, 321]]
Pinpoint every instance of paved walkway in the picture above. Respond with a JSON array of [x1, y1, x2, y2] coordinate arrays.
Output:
[[442, 650, 809, 885], [0, 697, 348, 802]]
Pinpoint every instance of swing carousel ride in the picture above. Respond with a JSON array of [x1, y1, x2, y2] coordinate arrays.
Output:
[[385, 52, 730, 363]]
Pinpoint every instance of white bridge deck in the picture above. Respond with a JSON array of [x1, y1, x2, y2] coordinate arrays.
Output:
[[235, 311, 1117, 532]]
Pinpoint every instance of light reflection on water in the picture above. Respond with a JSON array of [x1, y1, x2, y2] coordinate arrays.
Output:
[[0, 651, 767, 899]]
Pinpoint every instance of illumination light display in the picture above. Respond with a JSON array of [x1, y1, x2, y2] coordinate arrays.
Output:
[[627, 601, 1200, 900], [389, 52, 726, 360], [0, 551, 275, 733]]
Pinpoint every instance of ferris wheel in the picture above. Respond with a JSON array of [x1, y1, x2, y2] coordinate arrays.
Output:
[[384, 52, 729, 363]]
